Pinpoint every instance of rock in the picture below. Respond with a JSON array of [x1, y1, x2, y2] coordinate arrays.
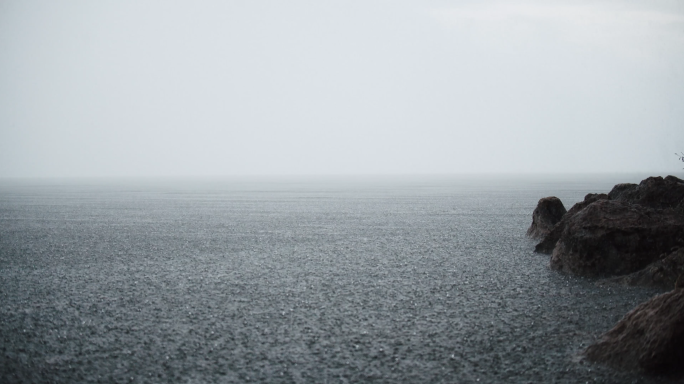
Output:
[[534, 193, 609, 254], [584, 288, 684, 375], [536, 176, 684, 255], [608, 248, 684, 290], [526, 197, 567, 239], [608, 175, 684, 210], [550, 200, 684, 277], [606, 182, 635, 200]]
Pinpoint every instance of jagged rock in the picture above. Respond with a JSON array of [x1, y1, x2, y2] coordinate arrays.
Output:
[[584, 288, 684, 375], [526, 197, 567, 239], [608, 175, 684, 210], [550, 200, 684, 277], [607, 248, 684, 290], [534, 193, 609, 254]]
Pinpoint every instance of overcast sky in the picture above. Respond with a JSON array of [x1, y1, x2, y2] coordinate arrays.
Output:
[[1, 0, 683, 177]]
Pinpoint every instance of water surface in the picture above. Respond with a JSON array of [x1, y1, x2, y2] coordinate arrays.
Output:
[[0, 174, 672, 383]]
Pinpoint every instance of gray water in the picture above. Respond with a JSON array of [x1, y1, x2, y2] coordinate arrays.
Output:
[[0, 174, 674, 383]]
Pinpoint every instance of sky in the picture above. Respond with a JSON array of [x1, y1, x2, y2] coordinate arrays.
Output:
[[1, 0, 683, 177]]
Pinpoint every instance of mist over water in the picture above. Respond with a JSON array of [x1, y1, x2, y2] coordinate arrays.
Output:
[[0, 174, 676, 383], [1, 1, 683, 177]]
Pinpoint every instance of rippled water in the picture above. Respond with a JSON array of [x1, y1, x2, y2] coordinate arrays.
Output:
[[0, 175, 673, 383]]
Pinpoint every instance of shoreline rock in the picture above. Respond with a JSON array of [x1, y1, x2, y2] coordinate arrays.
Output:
[[528, 175, 684, 376], [608, 175, 684, 210], [526, 196, 566, 239], [534, 193, 609, 254], [534, 176, 684, 256], [549, 199, 684, 277], [584, 288, 684, 375], [606, 248, 684, 290]]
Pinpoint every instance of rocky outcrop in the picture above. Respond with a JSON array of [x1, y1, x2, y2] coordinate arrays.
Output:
[[607, 248, 684, 290], [549, 200, 684, 277], [608, 175, 684, 210], [584, 288, 684, 375], [526, 197, 566, 239], [528, 175, 684, 376], [534, 193, 609, 254]]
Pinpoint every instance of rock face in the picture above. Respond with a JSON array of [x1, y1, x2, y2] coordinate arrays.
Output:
[[608, 175, 684, 210], [584, 288, 684, 375], [535, 177, 684, 255], [609, 248, 684, 290], [549, 200, 684, 277], [528, 175, 684, 376], [526, 197, 567, 239], [534, 193, 609, 254]]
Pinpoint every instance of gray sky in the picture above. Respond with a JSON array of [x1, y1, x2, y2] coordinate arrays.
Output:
[[1, 0, 683, 177]]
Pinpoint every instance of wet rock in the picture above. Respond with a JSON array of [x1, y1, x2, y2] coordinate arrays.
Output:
[[534, 193, 609, 254], [607, 183, 636, 201], [608, 175, 684, 210], [536, 176, 684, 255], [550, 200, 684, 277], [526, 197, 567, 239], [608, 248, 684, 290], [584, 288, 684, 375]]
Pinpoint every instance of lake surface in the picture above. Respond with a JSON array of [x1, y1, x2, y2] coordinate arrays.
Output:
[[0, 174, 676, 383]]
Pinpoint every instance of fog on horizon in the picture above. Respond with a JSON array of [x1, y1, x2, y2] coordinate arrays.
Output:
[[1, 0, 683, 178]]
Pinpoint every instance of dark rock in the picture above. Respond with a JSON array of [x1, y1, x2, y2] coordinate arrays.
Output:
[[526, 197, 567, 239], [534, 193, 609, 254], [584, 288, 684, 375], [537, 176, 684, 255], [550, 200, 684, 277], [608, 175, 684, 210], [608, 248, 684, 290], [606, 183, 636, 201]]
